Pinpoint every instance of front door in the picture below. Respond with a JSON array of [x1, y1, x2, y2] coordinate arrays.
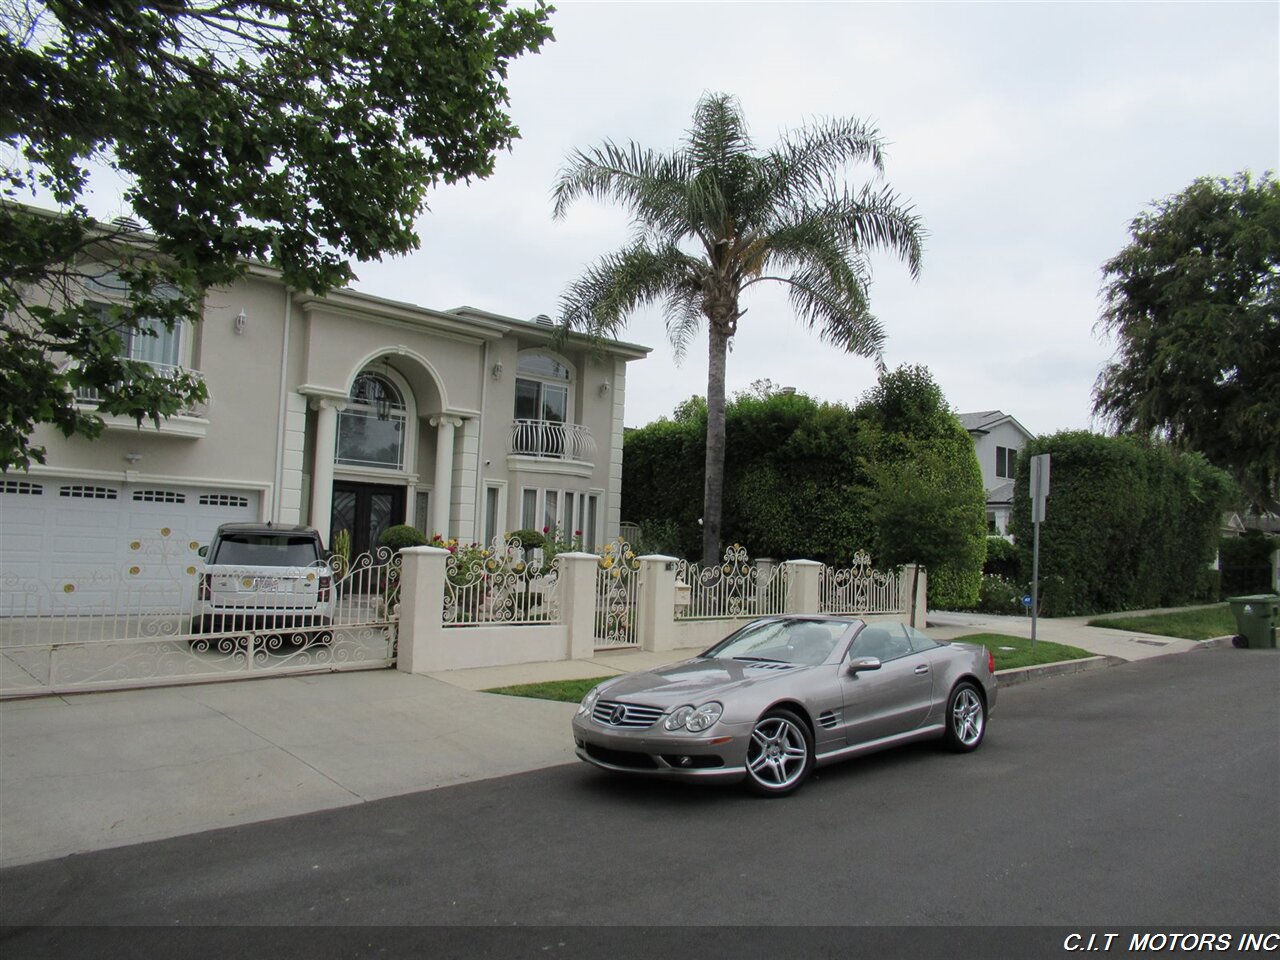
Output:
[[331, 482, 406, 558]]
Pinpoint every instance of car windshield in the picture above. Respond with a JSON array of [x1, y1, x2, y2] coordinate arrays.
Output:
[[703, 619, 849, 666], [211, 534, 321, 567]]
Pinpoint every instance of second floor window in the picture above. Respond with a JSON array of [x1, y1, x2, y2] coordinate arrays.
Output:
[[515, 353, 571, 424], [995, 445, 1017, 479]]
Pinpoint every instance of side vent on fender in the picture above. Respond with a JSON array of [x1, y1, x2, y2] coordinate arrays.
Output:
[[817, 711, 839, 730]]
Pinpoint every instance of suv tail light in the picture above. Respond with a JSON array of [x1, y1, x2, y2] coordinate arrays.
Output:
[[318, 575, 331, 603], [199, 573, 211, 602], [987, 647, 996, 674]]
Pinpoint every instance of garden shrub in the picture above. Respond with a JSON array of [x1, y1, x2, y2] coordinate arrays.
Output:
[[1219, 532, 1279, 596], [983, 537, 1020, 579]]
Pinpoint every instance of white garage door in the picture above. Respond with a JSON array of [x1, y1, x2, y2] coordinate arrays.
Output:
[[0, 477, 260, 615]]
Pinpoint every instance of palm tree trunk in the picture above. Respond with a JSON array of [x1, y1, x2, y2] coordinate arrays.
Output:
[[702, 325, 729, 566]]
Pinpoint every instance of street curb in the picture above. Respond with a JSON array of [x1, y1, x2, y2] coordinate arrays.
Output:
[[995, 655, 1118, 687]]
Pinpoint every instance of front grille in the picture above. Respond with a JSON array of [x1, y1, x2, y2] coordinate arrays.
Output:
[[591, 700, 664, 728], [584, 743, 659, 769]]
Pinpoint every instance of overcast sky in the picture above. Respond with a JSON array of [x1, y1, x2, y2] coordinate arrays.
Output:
[[347, 0, 1278, 437]]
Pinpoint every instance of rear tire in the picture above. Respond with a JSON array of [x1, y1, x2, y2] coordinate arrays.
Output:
[[944, 682, 986, 752]]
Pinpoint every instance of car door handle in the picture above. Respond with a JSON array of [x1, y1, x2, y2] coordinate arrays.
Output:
[[914, 665, 930, 674]]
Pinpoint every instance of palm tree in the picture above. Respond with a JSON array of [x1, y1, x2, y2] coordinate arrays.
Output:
[[553, 93, 924, 565]]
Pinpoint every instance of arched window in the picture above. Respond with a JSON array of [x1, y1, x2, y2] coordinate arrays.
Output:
[[336, 372, 407, 469]]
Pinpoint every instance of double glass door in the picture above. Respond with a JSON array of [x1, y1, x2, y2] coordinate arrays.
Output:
[[330, 482, 406, 559]]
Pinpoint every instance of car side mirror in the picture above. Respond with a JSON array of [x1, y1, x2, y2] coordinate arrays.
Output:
[[197, 545, 208, 558], [847, 656, 882, 675]]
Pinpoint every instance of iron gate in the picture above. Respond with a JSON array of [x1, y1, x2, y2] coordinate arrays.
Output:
[[0, 546, 399, 698]]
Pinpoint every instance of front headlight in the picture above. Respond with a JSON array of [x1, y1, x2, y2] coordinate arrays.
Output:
[[577, 686, 602, 716], [686, 701, 723, 732], [663, 701, 723, 732], [663, 705, 694, 731]]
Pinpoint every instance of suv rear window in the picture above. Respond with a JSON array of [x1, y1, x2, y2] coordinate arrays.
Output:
[[211, 534, 321, 567]]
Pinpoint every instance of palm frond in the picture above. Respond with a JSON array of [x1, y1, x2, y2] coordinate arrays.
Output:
[[551, 141, 690, 232], [778, 183, 925, 280], [684, 92, 756, 175], [762, 115, 887, 206], [557, 241, 705, 343]]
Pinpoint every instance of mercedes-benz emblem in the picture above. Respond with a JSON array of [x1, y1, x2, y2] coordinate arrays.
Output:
[[609, 704, 627, 724]]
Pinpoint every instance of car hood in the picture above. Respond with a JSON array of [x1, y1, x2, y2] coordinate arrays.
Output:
[[598, 657, 815, 706]]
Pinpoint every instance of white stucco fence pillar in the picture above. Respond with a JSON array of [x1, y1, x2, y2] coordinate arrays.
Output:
[[902, 563, 928, 627], [636, 555, 679, 652], [784, 559, 823, 614], [395, 546, 449, 674], [556, 552, 601, 661]]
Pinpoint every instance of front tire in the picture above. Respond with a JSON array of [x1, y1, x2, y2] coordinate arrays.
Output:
[[945, 682, 986, 752], [744, 709, 813, 797]]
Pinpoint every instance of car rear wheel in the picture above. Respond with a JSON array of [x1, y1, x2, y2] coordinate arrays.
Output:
[[744, 709, 813, 797], [944, 682, 986, 752]]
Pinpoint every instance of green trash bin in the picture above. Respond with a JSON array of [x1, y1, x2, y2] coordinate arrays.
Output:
[[1226, 594, 1280, 649]]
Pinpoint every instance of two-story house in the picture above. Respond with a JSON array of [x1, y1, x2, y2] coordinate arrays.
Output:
[[957, 410, 1036, 538], [1, 256, 649, 604]]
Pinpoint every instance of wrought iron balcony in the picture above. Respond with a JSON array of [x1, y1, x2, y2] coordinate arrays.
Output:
[[73, 360, 208, 417], [509, 419, 596, 462]]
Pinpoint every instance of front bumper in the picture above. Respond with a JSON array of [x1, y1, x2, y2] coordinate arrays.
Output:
[[570, 713, 750, 783]]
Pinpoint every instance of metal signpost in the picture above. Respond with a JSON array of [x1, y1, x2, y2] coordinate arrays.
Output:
[[1030, 453, 1051, 645]]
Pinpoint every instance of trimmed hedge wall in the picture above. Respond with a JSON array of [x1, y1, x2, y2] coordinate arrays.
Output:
[[1008, 432, 1234, 616], [622, 368, 986, 608]]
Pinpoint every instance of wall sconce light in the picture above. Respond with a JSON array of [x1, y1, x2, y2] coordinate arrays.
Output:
[[491, 360, 504, 380], [598, 380, 611, 397], [234, 310, 248, 335], [124, 452, 142, 464]]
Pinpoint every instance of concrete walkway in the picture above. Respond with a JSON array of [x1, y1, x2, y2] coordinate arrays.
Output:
[[0, 611, 1228, 868]]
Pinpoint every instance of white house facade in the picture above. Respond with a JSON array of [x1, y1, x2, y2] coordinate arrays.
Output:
[[957, 410, 1036, 538], [2, 263, 649, 598]]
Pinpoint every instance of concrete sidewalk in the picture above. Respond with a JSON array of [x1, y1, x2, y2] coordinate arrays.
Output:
[[0, 611, 1225, 868]]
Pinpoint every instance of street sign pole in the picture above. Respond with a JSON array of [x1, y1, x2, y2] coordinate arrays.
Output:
[[1029, 453, 1051, 646]]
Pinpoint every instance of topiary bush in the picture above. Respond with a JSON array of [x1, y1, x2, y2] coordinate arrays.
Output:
[[377, 524, 428, 551], [508, 529, 546, 550]]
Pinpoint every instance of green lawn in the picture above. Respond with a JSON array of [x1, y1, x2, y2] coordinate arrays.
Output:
[[954, 633, 1096, 671], [483, 676, 615, 703], [1086, 604, 1235, 641]]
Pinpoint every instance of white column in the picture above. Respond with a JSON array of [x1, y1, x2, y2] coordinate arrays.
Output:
[[430, 415, 462, 539], [309, 397, 345, 545], [783, 559, 823, 614]]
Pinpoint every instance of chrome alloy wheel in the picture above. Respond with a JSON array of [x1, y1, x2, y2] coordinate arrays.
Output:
[[951, 686, 985, 747], [746, 713, 811, 793]]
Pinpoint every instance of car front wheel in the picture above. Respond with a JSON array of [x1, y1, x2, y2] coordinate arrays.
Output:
[[744, 709, 813, 797], [945, 682, 986, 752]]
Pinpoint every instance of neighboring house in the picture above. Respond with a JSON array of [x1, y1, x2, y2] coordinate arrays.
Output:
[[957, 410, 1036, 538], [2, 255, 650, 600]]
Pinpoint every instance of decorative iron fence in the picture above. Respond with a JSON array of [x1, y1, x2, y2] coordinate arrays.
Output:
[[0, 548, 399, 698], [443, 537, 562, 626], [594, 538, 640, 647], [819, 551, 902, 615], [674, 545, 788, 621]]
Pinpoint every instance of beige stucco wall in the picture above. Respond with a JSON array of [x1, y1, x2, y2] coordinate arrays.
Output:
[[22, 270, 650, 544]]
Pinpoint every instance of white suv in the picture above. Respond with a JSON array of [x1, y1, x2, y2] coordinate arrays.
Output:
[[193, 523, 334, 637]]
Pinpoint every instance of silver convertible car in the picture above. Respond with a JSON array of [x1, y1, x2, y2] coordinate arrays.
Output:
[[572, 616, 997, 796]]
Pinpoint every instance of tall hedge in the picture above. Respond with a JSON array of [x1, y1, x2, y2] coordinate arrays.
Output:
[[1008, 432, 1234, 616], [621, 367, 986, 607]]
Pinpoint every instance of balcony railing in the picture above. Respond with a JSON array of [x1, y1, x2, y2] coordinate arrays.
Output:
[[509, 419, 596, 462], [73, 360, 208, 417]]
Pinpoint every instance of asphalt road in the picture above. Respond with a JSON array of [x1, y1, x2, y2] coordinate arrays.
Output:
[[2, 647, 1276, 956]]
